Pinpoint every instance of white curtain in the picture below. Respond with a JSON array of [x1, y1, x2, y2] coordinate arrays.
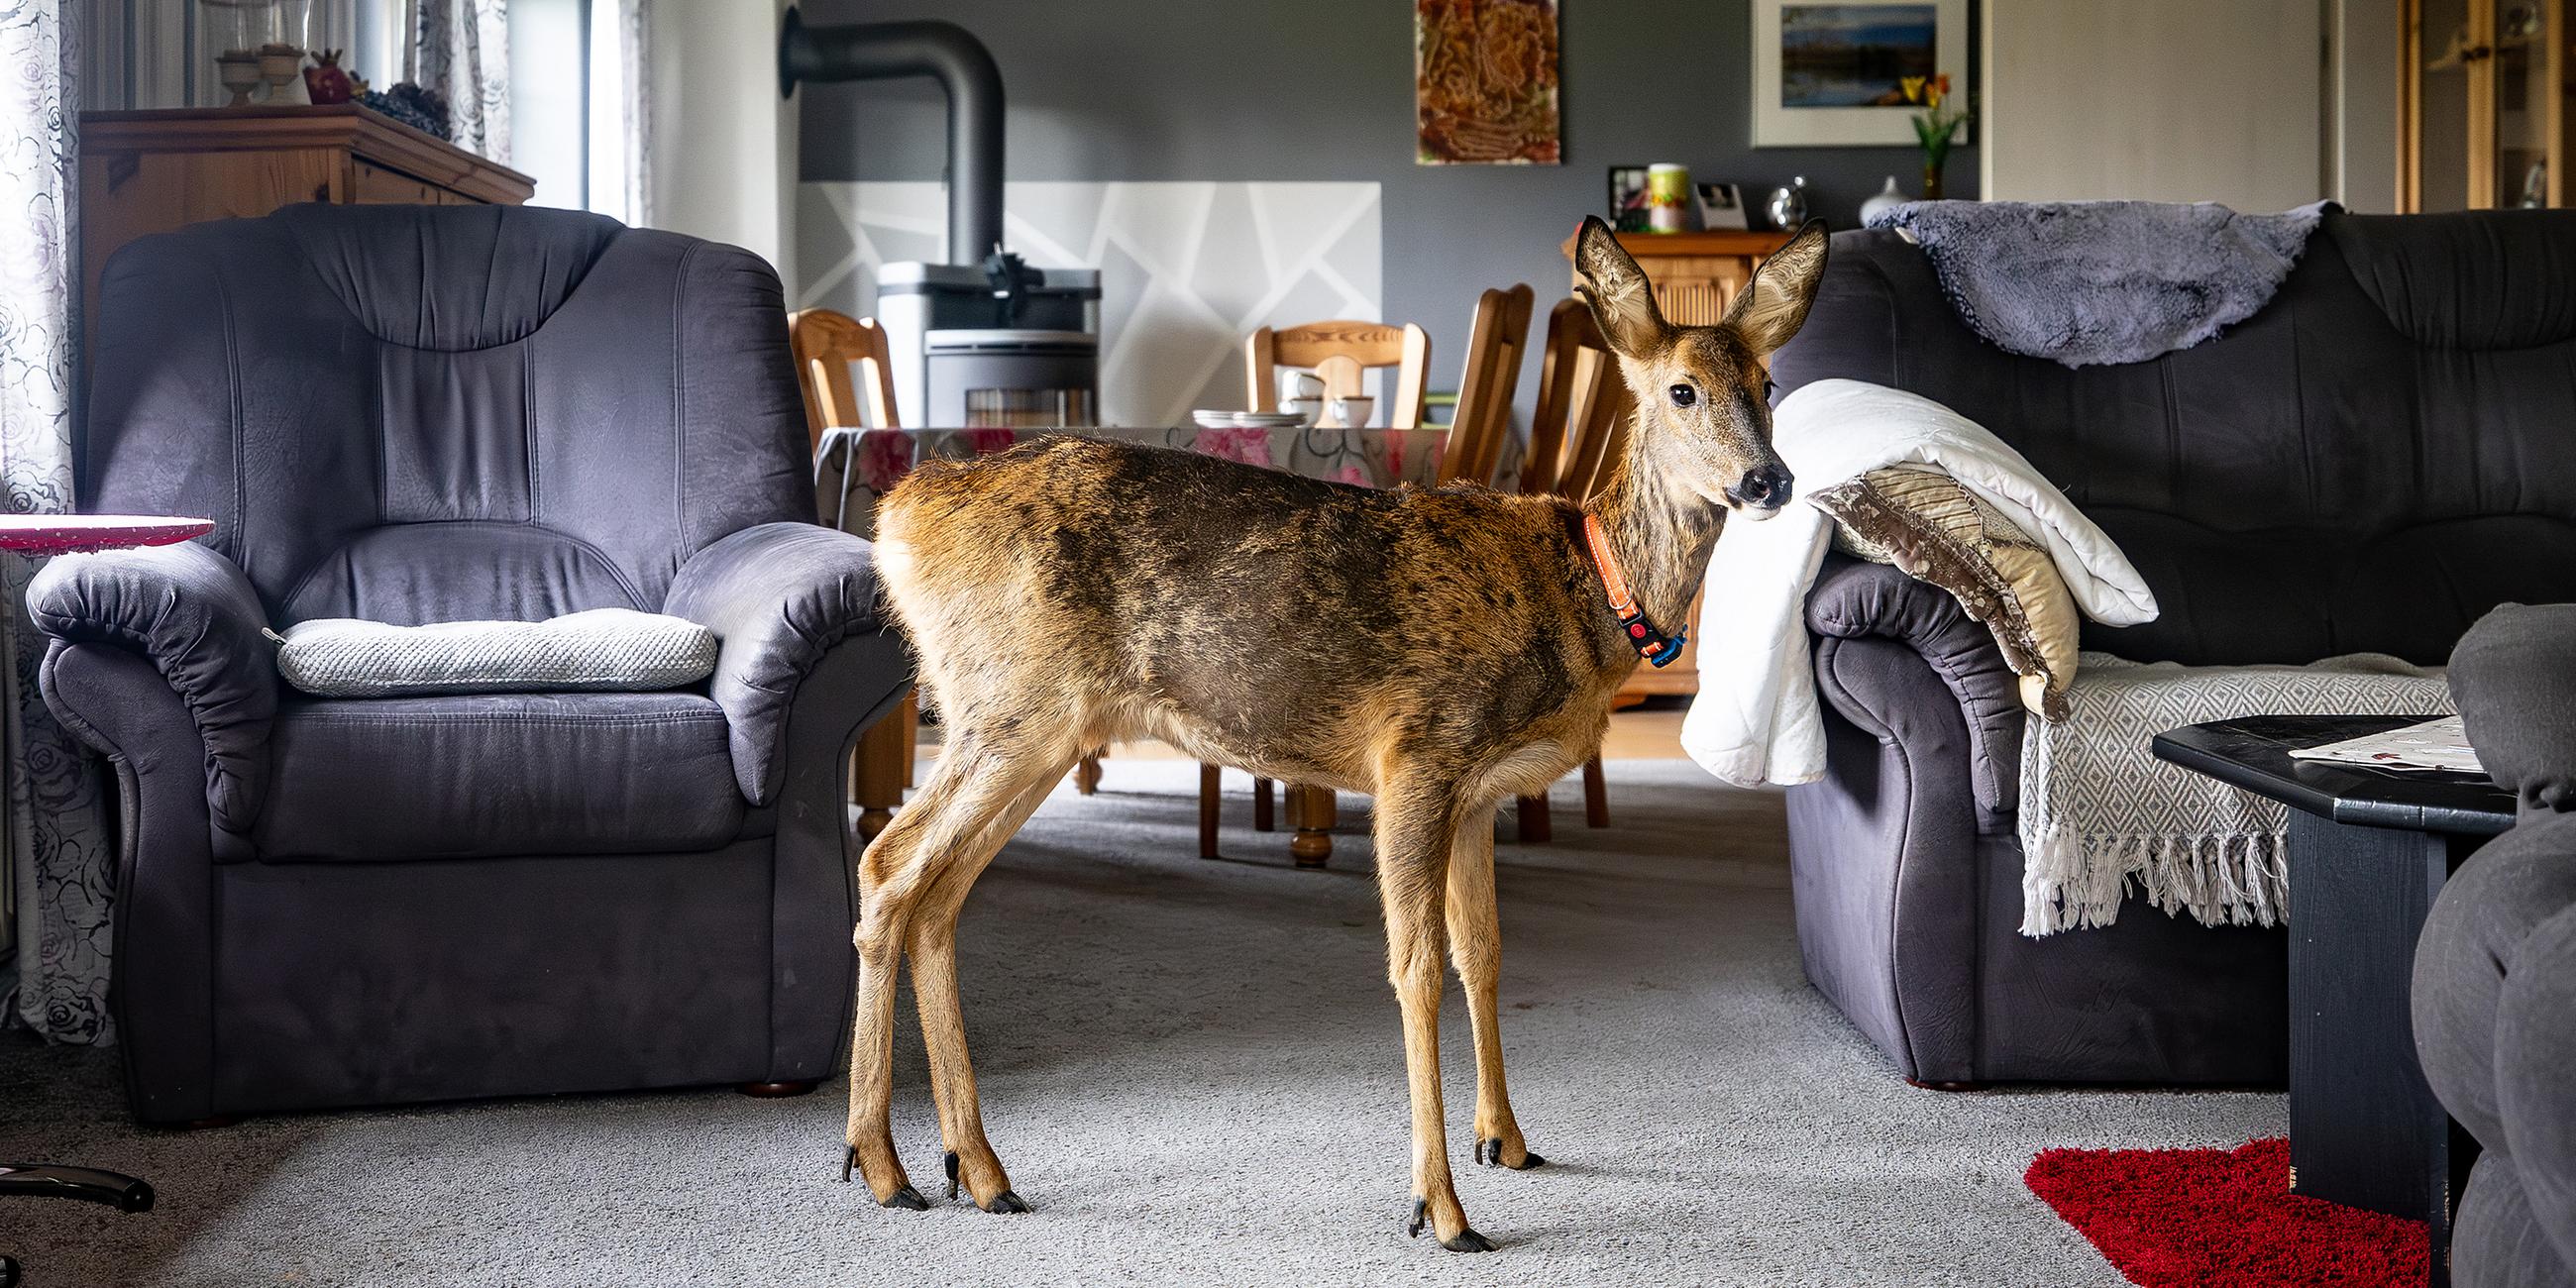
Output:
[[0, 0, 118, 1044], [407, 0, 510, 162], [616, 0, 649, 225]]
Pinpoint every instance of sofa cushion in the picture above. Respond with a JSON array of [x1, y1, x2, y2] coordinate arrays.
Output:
[[254, 692, 744, 861], [274, 609, 717, 698]]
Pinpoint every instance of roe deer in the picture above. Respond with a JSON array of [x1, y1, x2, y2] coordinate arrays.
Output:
[[844, 216, 1830, 1251]]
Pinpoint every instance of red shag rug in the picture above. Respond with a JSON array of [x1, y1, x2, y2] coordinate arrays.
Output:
[[2025, 1137, 2427, 1287]]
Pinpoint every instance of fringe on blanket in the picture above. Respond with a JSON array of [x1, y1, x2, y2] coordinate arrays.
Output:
[[2022, 827, 2290, 935]]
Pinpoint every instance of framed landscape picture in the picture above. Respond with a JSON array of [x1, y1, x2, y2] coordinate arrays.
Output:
[[1752, 0, 1968, 148]]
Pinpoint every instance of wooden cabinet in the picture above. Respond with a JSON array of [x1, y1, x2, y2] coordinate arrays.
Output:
[[1558, 229, 1796, 325], [79, 106, 535, 343], [2403, 0, 2574, 210]]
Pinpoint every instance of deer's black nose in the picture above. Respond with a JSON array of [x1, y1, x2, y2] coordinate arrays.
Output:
[[1727, 463, 1793, 510]]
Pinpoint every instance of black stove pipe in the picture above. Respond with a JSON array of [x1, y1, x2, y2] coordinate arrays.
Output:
[[779, 7, 1006, 264]]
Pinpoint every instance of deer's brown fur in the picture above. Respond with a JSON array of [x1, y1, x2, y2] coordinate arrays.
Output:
[[844, 217, 1831, 1250]]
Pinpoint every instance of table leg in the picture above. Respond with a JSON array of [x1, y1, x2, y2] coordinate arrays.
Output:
[[1287, 785, 1334, 869], [2285, 812, 2481, 1286], [1198, 763, 1222, 860], [852, 688, 914, 841], [1252, 778, 1275, 832]]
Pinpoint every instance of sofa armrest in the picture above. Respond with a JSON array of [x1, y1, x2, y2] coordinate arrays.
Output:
[[28, 542, 277, 831], [1804, 552, 2026, 825], [665, 521, 896, 805]]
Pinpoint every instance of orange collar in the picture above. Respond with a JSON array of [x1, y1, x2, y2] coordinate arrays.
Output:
[[1579, 512, 1685, 667]]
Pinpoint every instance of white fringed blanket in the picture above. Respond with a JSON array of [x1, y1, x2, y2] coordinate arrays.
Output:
[[2017, 652, 2454, 935]]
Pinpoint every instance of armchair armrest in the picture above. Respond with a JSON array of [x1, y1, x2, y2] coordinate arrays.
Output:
[[28, 541, 278, 830], [666, 521, 892, 805], [1804, 552, 2026, 823]]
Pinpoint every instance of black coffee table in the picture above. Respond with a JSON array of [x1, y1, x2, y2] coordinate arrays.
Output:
[[2155, 714, 2513, 1288]]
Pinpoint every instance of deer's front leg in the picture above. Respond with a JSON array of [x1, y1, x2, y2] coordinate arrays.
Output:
[[1447, 812, 1543, 1171], [1374, 788, 1496, 1253]]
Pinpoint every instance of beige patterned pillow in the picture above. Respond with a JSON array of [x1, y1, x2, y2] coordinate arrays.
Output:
[[1812, 466, 2079, 720]]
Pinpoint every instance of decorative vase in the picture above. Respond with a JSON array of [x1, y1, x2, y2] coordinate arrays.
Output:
[[1859, 175, 1906, 225], [1765, 175, 1810, 231], [1922, 158, 1945, 202]]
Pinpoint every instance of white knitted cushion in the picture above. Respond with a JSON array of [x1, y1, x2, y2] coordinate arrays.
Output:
[[273, 609, 719, 698]]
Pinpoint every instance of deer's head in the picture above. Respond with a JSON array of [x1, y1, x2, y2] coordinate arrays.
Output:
[[1572, 215, 1829, 521]]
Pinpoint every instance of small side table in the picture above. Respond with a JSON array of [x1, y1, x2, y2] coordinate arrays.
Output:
[[0, 514, 211, 1286], [2154, 713, 2514, 1288]]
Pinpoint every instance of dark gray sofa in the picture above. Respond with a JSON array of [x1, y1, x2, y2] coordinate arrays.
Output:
[[2415, 604, 2576, 1288], [1769, 209, 2576, 1085], [29, 204, 910, 1123]]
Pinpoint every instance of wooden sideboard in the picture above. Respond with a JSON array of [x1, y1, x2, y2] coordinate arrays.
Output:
[[1559, 228, 1797, 325], [78, 106, 536, 344]]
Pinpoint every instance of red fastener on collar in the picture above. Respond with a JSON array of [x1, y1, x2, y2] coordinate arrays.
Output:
[[1580, 512, 1685, 667]]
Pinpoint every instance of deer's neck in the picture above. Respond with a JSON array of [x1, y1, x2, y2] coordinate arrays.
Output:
[[1585, 433, 1724, 651]]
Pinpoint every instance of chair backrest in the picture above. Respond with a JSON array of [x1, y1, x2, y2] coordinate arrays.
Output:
[[83, 203, 811, 626], [1437, 283, 1535, 486], [1244, 320, 1432, 428], [788, 308, 902, 454], [1528, 298, 1630, 502]]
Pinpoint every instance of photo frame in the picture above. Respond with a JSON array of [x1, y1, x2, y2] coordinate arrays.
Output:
[[1694, 182, 1750, 231], [1606, 166, 1653, 232], [1752, 0, 1969, 148]]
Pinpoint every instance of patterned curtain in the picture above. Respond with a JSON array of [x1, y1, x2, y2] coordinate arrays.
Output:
[[0, 0, 117, 1044], [407, 0, 509, 162]]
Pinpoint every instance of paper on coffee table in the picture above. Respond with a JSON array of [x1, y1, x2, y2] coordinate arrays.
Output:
[[2288, 715, 2486, 775]]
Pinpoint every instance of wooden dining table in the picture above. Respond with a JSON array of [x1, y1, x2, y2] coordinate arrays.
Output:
[[814, 422, 1520, 866]]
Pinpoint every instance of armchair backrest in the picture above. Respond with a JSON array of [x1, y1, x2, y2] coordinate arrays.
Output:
[[83, 203, 812, 626]]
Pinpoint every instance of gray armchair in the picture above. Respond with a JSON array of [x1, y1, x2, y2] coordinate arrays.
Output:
[[29, 204, 909, 1124], [2414, 604, 2576, 1288]]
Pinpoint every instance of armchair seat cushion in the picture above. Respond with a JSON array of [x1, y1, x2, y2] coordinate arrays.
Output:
[[252, 692, 745, 862]]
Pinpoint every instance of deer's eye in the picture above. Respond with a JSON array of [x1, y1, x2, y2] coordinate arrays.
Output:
[[1668, 383, 1697, 407]]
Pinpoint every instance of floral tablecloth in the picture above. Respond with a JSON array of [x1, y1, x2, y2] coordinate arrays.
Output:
[[814, 425, 1520, 536]]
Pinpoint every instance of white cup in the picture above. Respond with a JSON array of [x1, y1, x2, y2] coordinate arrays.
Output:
[[1332, 395, 1374, 429]]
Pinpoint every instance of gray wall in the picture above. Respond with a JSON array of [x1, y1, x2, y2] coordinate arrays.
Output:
[[797, 0, 1975, 402]]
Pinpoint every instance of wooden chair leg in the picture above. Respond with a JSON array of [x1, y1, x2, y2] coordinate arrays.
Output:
[[1074, 750, 1104, 795], [1287, 784, 1334, 869], [899, 690, 918, 789], [1252, 777, 1276, 831], [1199, 763, 1222, 859], [1516, 793, 1554, 843], [1582, 754, 1608, 827], [853, 689, 914, 840]]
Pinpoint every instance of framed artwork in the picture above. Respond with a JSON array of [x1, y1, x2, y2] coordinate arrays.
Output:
[[1606, 166, 1653, 231], [1752, 0, 1969, 148], [1694, 182, 1751, 230], [1416, 0, 1562, 164]]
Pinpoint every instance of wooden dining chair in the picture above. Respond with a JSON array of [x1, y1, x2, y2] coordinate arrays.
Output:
[[1514, 298, 1628, 841], [788, 309, 918, 840], [1437, 283, 1535, 487], [1245, 320, 1433, 428]]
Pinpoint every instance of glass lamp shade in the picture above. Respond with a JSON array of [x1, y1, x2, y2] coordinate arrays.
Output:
[[270, 0, 312, 52]]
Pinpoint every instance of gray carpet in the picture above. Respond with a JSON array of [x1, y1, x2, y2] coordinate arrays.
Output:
[[0, 761, 2281, 1287]]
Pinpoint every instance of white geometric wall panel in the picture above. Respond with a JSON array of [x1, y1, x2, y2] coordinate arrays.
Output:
[[797, 181, 1382, 428]]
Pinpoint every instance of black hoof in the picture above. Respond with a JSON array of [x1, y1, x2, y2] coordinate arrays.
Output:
[[982, 1189, 1030, 1214], [1442, 1229, 1499, 1253], [840, 1147, 856, 1184], [882, 1185, 929, 1211], [944, 1151, 960, 1201], [1476, 1137, 1546, 1169], [1518, 1151, 1547, 1169], [1405, 1197, 1429, 1238]]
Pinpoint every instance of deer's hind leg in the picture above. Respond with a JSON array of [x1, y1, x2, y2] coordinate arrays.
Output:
[[844, 723, 1071, 1210], [1373, 772, 1496, 1253], [906, 760, 1063, 1213], [1447, 809, 1543, 1171]]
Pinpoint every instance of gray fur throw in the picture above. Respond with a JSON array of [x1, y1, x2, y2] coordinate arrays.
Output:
[[1866, 199, 2335, 368]]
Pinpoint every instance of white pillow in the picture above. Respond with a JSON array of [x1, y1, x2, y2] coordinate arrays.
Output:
[[272, 608, 719, 698]]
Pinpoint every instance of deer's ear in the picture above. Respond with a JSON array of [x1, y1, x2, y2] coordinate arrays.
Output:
[[1572, 216, 1668, 359], [1724, 220, 1830, 357]]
